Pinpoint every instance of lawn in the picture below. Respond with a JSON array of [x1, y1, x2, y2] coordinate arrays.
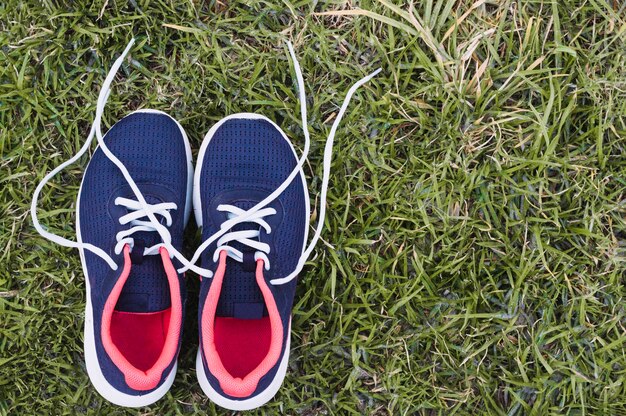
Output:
[[2, 0, 626, 414]]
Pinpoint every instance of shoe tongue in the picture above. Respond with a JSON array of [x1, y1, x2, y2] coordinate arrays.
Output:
[[214, 199, 269, 320], [115, 255, 171, 312], [216, 258, 267, 320], [232, 301, 265, 319], [115, 195, 172, 313], [241, 251, 257, 272]]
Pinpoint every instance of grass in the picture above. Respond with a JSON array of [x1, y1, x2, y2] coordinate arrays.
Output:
[[1, 0, 626, 414]]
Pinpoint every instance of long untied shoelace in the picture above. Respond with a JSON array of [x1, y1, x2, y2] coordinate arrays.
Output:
[[31, 38, 380, 286]]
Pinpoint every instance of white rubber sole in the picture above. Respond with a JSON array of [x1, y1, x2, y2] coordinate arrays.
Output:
[[195, 326, 291, 411], [77, 109, 193, 407], [193, 113, 306, 409]]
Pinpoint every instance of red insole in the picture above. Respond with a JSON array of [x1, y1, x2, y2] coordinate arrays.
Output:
[[110, 309, 171, 372], [214, 317, 271, 378]]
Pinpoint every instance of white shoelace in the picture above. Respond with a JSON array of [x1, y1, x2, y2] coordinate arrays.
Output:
[[212, 205, 276, 270], [31, 39, 192, 271], [113, 197, 177, 256], [31, 38, 380, 284]]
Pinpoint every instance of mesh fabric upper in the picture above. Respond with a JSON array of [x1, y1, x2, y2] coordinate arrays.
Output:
[[198, 118, 307, 316]]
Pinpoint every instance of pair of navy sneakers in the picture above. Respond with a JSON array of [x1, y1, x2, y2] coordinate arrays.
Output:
[[31, 39, 378, 409]]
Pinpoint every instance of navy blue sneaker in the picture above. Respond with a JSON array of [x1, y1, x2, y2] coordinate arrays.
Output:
[[187, 43, 380, 410], [32, 40, 193, 407], [193, 114, 308, 409], [78, 109, 192, 406]]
